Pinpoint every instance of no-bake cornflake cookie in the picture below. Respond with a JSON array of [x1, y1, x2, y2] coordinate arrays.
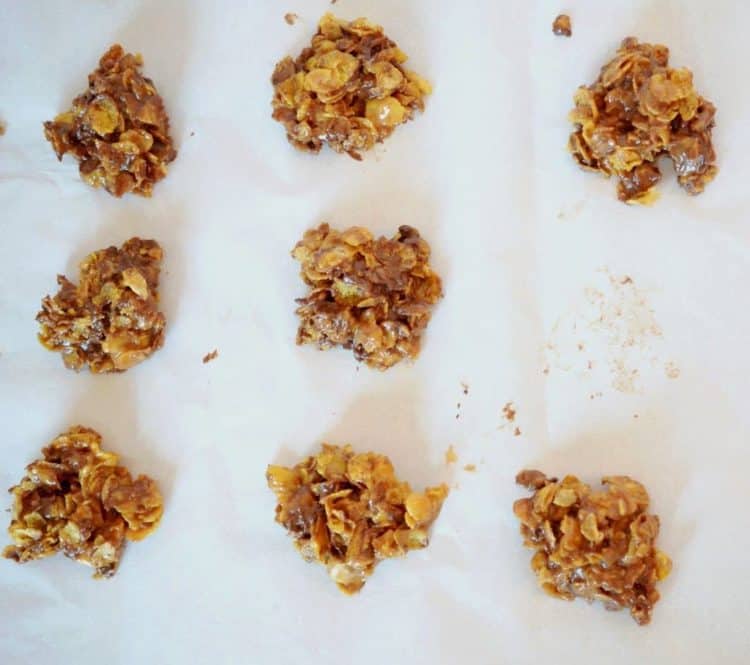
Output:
[[44, 44, 177, 197], [38, 238, 165, 373], [3, 426, 163, 578], [569, 37, 717, 203], [514, 470, 672, 625], [267, 444, 448, 593], [292, 223, 443, 370], [271, 13, 431, 159]]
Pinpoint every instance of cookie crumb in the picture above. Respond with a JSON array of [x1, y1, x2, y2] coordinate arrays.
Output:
[[461, 381, 469, 395], [463, 464, 476, 473], [552, 14, 572, 37], [284, 12, 298, 25], [202, 349, 219, 364], [502, 402, 516, 423], [445, 445, 458, 465], [513, 427, 522, 437], [664, 361, 680, 379]]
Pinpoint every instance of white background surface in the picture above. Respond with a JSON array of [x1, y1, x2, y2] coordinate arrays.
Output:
[[1, 1, 749, 663]]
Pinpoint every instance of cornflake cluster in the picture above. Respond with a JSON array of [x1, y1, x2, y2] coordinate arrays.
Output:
[[3, 426, 163, 578], [513, 470, 672, 625], [38, 237, 166, 373], [271, 13, 431, 159], [569, 37, 717, 203], [292, 223, 443, 370], [44, 44, 177, 197], [267, 444, 448, 593]]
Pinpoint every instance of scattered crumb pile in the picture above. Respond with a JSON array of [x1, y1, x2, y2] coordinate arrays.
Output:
[[500, 401, 521, 436], [544, 269, 679, 393]]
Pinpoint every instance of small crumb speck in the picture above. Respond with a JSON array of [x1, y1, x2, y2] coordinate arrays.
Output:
[[445, 445, 457, 465], [202, 349, 219, 364], [284, 12, 298, 25], [513, 427, 521, 437], [552, 13, 572, 37], [463, 464, 476, 473]]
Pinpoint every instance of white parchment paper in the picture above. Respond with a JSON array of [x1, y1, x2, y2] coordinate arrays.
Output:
[[1, 1, 749, 663]]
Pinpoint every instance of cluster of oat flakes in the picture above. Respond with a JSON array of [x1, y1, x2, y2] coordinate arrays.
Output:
[[6, 10, 705, 628]]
